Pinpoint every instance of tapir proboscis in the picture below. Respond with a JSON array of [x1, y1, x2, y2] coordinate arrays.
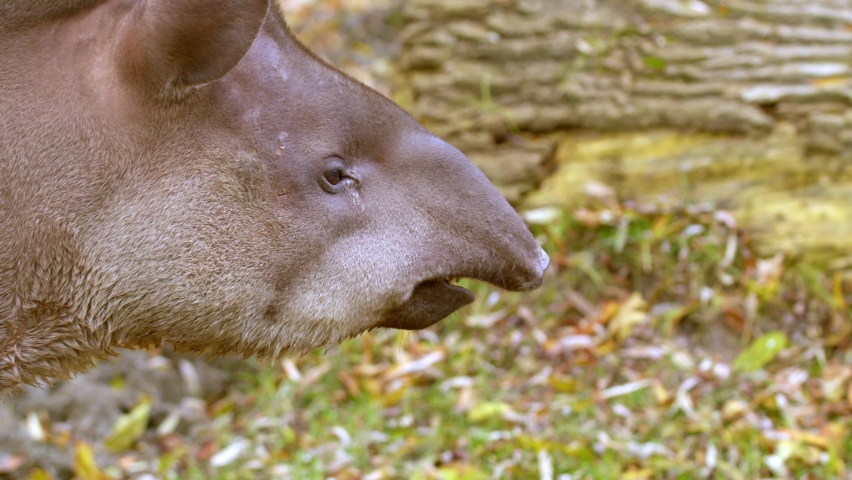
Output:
[[0, 0, 549, 394]]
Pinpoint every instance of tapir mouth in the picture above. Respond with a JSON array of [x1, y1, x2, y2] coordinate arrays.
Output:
[[378, 277, 476, 331], [377, 245, 548, 330]]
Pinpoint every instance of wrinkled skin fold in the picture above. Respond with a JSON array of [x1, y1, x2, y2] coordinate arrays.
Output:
[[0, 0, 549, 394]]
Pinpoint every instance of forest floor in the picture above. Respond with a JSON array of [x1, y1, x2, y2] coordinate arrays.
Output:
[[5, 187, 852, 480], [4, 1, 852, 479]]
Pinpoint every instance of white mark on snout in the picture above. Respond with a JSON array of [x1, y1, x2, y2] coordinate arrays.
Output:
[[275, 132, 288, 157], [536, 246, 550, 276], [519, 247, 550, 290]]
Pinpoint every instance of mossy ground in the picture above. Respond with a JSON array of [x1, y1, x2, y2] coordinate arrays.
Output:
[[34, 198, 852, 480]]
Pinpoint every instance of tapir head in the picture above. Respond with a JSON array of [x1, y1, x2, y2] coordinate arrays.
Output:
[[0, 0, 547, 388]]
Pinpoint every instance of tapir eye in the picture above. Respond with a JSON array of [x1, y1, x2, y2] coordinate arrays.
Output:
[[319, 160, 358, 194], [324, 169, 342, 186]]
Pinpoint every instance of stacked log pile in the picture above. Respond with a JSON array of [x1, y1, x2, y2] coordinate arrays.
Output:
[[394, 0, 852, 261]]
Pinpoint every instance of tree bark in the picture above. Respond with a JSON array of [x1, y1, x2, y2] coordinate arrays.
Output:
[[395, 0, 852, 263]]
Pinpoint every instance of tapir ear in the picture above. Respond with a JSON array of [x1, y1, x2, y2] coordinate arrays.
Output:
[[120, 0, 270, 96]]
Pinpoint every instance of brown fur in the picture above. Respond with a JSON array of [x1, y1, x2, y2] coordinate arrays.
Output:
[[0, 0, 548, 395]]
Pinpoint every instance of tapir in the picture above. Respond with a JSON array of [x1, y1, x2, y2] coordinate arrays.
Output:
[[0, 0, 549, 394]]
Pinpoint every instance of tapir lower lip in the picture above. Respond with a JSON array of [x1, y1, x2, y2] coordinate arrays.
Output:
[[378, 279, 475, 330], [443, 280, 475, 300]]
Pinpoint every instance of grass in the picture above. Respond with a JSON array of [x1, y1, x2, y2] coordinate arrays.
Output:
[[15, 198, 852, 479]]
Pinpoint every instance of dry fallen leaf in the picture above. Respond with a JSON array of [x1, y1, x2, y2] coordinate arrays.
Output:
[[210, 438, 248, 468], [103, 394, 153, 453], [0, 454, 26, 474], [74, 441, 108, 480], [384, 350, 445, 380], [608, 292, 648, 342], [467, 402, 514, 422], [465, 309, 507, 328], [732, 331, 788, 372], [821, 364, 852, 402], [600, 379, 652, 400], [26, 468, 52, 480]]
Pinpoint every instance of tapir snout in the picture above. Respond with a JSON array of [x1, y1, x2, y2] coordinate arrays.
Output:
[[376, 133, 549, 330], [0, 0, 548, 393]]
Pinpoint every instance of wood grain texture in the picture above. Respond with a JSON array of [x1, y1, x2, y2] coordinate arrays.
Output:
[[395, 0, 852, 262]]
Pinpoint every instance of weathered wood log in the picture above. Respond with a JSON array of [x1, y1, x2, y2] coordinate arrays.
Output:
[[394, 0, 852, 264]]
